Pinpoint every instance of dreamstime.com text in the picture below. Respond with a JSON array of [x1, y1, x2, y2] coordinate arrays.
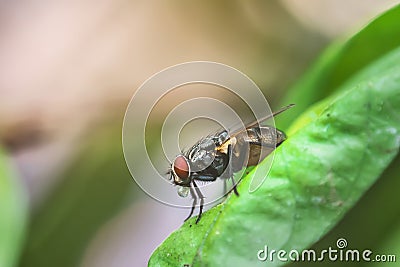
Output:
[[257, 238, 396, 263]]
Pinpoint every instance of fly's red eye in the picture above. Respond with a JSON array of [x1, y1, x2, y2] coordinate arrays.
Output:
[[173, 155, 190, 181]]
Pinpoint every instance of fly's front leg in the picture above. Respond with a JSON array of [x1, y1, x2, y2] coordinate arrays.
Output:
[[184, 185, 197, 222], [192, 180, 204, 224], [227, 144, 239, 196]]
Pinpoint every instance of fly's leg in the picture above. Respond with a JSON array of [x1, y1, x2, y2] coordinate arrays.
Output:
[[184, 186, 197, 222], [192, 180, 204, 224], [227, 144, 239, 196], [230, 177, 239, 196]]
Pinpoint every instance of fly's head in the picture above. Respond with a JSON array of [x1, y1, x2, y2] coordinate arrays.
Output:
[[169, 154, 191, 187]]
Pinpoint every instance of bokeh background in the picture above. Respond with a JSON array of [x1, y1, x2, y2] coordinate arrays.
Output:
[[0, 1, 398, 266]]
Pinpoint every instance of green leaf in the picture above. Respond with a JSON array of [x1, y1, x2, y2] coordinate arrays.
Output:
[[278, 3, 400, 129], [297, 154, 400, 267], [0, 147, 27, 267], [277, 4, 400, 266], [286, 50, 400, 266], [149, 47, 400, 267]]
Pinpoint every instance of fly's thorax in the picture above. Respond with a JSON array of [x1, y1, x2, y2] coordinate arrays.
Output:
[[188, 137, 217, 172], [217, 131, 229, 145]]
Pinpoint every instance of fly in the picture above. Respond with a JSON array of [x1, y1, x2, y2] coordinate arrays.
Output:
[[167, 104, 295, 223]]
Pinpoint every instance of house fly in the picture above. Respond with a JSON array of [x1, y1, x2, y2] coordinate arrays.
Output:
[[167, 104, 295, 223]]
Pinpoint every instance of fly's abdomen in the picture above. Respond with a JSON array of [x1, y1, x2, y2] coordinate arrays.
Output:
[[231, 126, 286, 171]]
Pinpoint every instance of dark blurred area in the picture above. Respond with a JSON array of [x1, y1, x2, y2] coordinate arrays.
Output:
[[0, 1, 397, 266]]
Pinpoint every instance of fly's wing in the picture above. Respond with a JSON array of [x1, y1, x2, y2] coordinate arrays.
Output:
[[229, 104, 294, 138], [215, 105, 293, 174], [215, 103, 294, 150]]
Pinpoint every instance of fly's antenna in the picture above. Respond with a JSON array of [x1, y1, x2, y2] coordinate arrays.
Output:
[[165, 169, 175, 183]]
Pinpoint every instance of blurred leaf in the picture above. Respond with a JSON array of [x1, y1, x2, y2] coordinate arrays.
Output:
[[0, 147, 27, 267], [287, 32, 400, 137], [149, 43, 400, 266], [369, 213, 400, 267], [19, 120, 139, 267], [278, 3, 400, 130]]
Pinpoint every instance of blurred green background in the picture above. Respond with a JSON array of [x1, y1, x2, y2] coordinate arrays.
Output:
[[0, 1, 398, 267]]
